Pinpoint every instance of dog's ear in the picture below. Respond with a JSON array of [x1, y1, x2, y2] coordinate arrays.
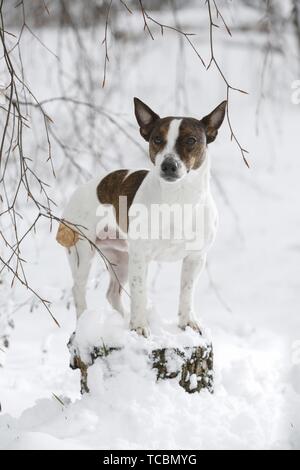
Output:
[[201, 101, 227, 144], [134, 97, 160, 141]]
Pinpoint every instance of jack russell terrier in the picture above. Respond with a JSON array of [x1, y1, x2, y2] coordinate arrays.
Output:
[[56, 98, 226, 337]]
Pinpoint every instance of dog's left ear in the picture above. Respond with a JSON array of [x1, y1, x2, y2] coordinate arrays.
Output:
[[134, 97, 160, 141], [201, 101, 227, 144]]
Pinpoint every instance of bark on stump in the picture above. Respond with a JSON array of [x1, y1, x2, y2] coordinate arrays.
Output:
[[68, 336, 213, 394]]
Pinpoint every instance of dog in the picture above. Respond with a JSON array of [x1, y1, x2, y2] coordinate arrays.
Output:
[[56, 97, 226, 337]]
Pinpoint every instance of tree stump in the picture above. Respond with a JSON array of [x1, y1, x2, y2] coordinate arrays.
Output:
[[68, 324, 214, 395], [152, 346, 213, 393]]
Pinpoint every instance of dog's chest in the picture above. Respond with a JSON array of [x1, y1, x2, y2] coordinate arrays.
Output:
[[129, 173, 218, 261]]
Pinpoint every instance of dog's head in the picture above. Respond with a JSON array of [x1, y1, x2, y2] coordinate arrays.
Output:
[[134, 97, 226, 183]]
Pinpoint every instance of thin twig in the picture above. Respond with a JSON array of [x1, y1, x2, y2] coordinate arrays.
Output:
[[138, 0, 206, 67], [102, 0, 113, 87], [206, 0, 249, 167]]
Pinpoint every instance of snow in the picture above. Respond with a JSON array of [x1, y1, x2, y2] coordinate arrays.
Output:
[[189, 374, 198, 390], [73, 308, 210, 364], [0, 2, 300, 450]]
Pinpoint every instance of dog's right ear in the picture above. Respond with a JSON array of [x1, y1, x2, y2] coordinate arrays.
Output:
[[134, 97, 160, 141]]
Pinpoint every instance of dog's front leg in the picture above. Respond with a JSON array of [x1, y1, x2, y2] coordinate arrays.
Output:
[[129, 250, 150, 337], [178, 253, 206, 334]]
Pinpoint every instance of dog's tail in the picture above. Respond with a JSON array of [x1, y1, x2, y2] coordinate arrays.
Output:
[[56, 223, 79, 248]]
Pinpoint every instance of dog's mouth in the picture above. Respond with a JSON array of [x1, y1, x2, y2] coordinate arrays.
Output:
[[160, 173, 181, 183]]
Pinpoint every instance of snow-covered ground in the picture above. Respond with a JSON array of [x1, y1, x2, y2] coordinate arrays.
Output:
[[0, 2, 299, 449]]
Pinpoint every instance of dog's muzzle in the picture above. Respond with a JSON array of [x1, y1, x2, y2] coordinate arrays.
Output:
[[160, 156, 181, 182]]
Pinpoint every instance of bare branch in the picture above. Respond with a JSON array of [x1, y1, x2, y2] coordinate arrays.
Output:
[[102, 0, 113, 87], [206, 0, 249, 167], [138, 0, 206, 67]]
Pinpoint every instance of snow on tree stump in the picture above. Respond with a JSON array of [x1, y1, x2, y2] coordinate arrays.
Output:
[[68, 310, 213, 395]]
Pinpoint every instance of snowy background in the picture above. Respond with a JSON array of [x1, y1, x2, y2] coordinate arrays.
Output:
[[0, 0, 299, 449]]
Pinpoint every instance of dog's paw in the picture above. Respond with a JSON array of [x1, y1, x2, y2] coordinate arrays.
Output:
[[131, 325, 151, 338], [178, 319, 203, 335]]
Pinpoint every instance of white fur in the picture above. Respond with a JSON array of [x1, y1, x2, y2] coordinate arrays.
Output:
[[154, 118, 187, 181], [159, 118, 182, 157], [62, 121, 218, 337], [128, 154, 217, 335]]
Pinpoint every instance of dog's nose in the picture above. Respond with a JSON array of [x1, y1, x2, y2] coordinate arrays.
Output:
[[161, 156, 179, 176]]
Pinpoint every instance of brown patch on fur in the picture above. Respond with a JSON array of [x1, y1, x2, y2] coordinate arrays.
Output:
[[176, 118, 207, 170], [148, 117, 173, 163], [56, 223, 79, 248], [97, 169, 149, 232]]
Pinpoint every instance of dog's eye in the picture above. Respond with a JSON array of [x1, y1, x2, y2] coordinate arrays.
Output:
[[153, 136, 163, 145], [186, 137, 196, 145]]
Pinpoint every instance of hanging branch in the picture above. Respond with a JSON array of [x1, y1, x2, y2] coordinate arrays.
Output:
[[0, 1, 126, 327], [102, 0, 113, 88], [138, 0, 206, 67], [206, 0, 249, 167]]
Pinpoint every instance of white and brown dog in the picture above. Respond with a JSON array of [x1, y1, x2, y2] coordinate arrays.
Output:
[[56, 98, 226, 337]]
